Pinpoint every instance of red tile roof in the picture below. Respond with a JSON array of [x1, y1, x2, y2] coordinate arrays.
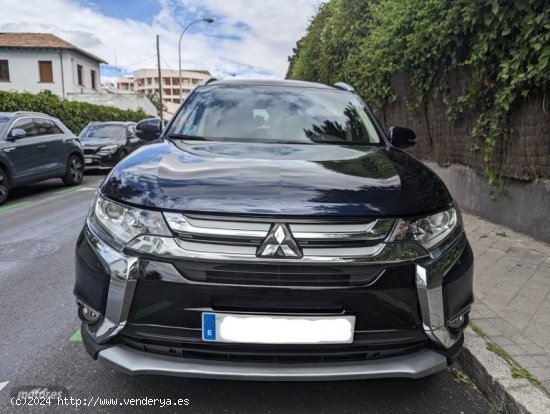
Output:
[[0, 32, 106, 64]]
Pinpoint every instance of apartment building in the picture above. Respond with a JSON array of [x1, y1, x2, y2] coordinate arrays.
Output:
[[116, 77, 135, 92], [133, 68, 211, 105]]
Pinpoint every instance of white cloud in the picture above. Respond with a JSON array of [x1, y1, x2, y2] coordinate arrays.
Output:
[[0, 0, 320, 80]]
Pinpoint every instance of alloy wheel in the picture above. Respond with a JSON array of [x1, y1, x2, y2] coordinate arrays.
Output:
[[70, 158, 83, 182], [0, 171, 7, 203]]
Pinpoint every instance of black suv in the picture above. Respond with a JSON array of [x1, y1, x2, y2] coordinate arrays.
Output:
[[0, 111, 84, 205], [74, 80, 473, 381]]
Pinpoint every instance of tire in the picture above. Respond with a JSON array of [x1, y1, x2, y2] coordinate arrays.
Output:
[[118, 149, 127, 162], [0, 168, 9, 205], [63, 155, 84, 186]]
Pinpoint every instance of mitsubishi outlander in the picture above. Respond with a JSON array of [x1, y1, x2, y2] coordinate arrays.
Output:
[[74, 79, 473, 380]]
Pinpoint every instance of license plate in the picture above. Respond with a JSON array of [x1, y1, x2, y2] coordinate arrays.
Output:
[[85, 158, 92, 164], [202, 313, 355, 344]]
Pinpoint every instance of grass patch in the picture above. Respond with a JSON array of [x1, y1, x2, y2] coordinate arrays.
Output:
[[485, 339, 538, 385], [451, 367, 472, 385], [469, 321, 487, 339], [470, 321, 538, 385], [496, 231, 508, 237]]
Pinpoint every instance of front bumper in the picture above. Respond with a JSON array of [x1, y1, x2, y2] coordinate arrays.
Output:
[[97, 344, 447, 381], [74, 223, 473, 380]]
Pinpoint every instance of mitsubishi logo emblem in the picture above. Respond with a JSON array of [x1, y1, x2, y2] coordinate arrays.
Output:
[[257, 224, 302, 258]]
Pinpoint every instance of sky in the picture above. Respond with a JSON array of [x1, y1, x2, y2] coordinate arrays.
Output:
[[1, 0, 321, 82]]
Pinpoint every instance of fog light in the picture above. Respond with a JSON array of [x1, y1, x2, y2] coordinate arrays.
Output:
[[448, 313, 468, 330], [78, 305, 101, 324]]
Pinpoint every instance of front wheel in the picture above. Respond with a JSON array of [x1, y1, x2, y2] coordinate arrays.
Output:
[[118, 149, 127, 162], [0, 168, 9, 205], [63, 155, 84, 186]]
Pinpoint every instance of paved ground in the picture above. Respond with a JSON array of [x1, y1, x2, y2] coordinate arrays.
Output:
[[0, 174, 493, 413], [464, 214, 550, 392]]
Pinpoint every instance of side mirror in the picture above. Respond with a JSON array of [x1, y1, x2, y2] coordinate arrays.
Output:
[[8, 128, 27, 140], [388, 126, 416, 149], [135, 119, 161, 142]]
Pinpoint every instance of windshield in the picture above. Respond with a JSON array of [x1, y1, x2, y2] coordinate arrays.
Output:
[[0, 116, 9, 135], [168, 86, 382, 145], [80, 124, 126, 139]]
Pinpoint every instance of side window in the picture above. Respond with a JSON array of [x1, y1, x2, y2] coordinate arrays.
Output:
[[34, 118, 62, 136], [127, 125, 136, 137], [10, 118, 37, 138]]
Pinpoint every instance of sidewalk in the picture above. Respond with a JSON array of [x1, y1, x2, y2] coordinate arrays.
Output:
[[463, 212, 550, 393]]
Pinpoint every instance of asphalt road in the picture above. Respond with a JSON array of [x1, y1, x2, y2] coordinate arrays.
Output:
[[0, 173, 493, 413]]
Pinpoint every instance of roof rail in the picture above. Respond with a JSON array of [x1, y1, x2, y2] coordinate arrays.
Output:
[[199, 77, 218, 86], [13, 111, 46, 116], [333, 82, 356, 93]]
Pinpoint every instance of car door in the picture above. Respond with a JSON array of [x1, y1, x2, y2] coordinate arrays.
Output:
[[3, 117, 50, 184], [33, 117, 67, 174], [126, 124, 140, 152]]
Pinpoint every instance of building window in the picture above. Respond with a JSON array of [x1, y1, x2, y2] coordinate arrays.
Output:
[[91, 70, 97, 90], [0, 60, 9, 81], [38, 61, 53, 83], [77, 64, 84, 86], [147, 78, 152, 85]]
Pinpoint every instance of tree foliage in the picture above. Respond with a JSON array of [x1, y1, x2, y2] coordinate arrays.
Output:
[[287, 0, 550, 184], [0, 90, 149, 133]]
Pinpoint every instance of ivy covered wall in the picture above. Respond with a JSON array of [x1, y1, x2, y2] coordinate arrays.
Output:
[[287, 0, 550, 184]]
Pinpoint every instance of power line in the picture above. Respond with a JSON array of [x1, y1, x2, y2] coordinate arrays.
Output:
[[115, 53, 157, 69]]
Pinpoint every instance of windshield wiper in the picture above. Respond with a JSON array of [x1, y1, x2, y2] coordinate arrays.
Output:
[[167, 133, 210, 141]]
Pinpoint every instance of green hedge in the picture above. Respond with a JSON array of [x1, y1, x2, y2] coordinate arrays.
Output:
[[0, 90, 149, 133]]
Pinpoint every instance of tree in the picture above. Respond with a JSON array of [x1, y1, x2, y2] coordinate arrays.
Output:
[[146, 91, 166, 116]]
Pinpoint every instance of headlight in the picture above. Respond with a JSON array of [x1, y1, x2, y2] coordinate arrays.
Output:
[[97, 145, 119, 155], [393, 206, 461, 251], [88, 195, 171, 249]]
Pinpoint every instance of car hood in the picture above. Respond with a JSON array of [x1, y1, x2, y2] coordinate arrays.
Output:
[[101, 140, 452, 217], [81, 138, 122, 149]]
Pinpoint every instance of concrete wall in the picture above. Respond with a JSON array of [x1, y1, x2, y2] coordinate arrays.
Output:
[[66, 92, 157, 116], [0, 49, 100, 97], [426, 162, 550, 243]]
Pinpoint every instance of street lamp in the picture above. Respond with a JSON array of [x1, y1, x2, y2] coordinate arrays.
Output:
[[178, 17, 214, 100]]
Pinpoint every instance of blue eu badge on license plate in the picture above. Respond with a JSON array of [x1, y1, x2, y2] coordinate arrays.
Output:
[[202, 313, 216, 341]]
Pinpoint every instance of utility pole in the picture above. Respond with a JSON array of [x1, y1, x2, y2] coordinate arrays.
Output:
[[156, 35, 164, 129]]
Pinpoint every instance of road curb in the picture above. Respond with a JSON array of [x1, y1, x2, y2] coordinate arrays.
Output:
[[458, 327, 550, 414]]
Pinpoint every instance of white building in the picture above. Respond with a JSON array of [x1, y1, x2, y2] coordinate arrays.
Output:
[[116, 77, 135, 93], [133, 68, 211, 114], [0, 32, 105, 98]]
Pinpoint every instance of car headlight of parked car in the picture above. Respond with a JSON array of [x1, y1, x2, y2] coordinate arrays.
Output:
[[96, 145, 119, 156], [88, 195, 171, 250], [392, 206, 461, 256]]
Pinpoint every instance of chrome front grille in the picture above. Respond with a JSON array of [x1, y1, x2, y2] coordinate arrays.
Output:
[[125, 213, 430, 265], [163, 213, 395, 247]]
